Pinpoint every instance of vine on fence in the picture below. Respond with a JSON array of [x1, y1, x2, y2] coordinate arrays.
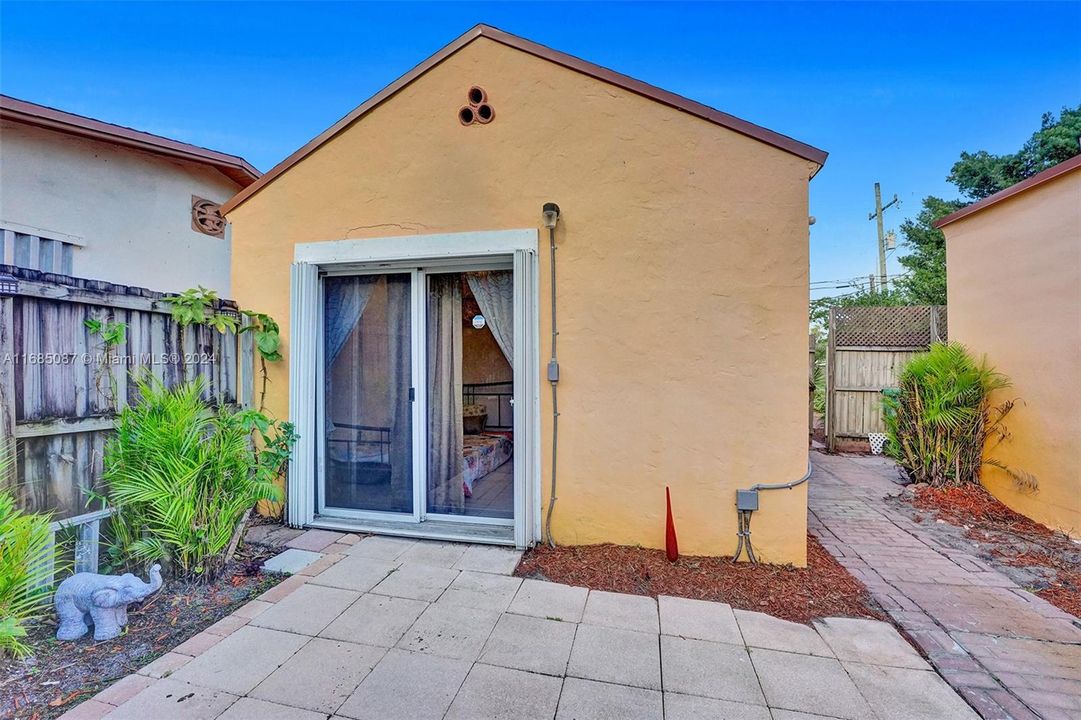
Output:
[[84, 316, 127, 407], [167, 286, 236, 333], [239, 311, 281, 413], [165, 287, 283, 412]]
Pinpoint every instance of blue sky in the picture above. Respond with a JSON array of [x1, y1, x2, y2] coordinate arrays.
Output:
[[2, 2, 1078, 297]]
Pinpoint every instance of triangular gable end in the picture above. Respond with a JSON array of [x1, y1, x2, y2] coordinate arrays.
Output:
[[221, 23, 827, 215]]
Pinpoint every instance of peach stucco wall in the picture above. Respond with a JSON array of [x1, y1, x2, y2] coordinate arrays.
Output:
[[227, 37, 817, 562], [944, 167, 1081, 535]]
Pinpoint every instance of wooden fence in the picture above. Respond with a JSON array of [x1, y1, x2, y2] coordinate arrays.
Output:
[[825, 305, 946, 452], [0, 265, 254, 574]]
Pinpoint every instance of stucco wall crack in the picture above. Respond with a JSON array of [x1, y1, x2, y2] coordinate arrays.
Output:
[[345, 221, 431, 237]]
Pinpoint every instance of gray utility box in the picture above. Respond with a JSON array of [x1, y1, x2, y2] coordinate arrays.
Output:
[[736, 489, 760, 511]]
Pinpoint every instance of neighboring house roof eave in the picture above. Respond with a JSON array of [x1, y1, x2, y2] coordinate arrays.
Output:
[[0, 94, 261, 188], [220, 23, 827, 215], [935, 154, 1081, 229]]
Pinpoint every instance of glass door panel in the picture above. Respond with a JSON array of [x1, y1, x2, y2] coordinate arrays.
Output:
[[322, 273, 413, 514], [426, 271, 515, 521]]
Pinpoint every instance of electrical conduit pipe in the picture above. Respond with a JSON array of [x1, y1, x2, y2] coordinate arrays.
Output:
[[733, 462, 812, 563]]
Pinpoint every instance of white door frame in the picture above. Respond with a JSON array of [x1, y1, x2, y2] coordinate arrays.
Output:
[[288, 230, 541, 548]]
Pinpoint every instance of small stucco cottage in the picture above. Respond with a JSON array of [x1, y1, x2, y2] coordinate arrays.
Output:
[[0, 95, 259, 293], [937, 154, 1081, 536], [223, 25, 826, 563]]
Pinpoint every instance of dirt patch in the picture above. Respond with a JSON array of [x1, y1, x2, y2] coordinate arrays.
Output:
[[893, 484, 1081, 618], [515, 534, 883, 624], [0, 548, 286, 720]]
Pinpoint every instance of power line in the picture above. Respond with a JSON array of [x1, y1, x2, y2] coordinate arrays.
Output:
[[810, 272, 913, 300], [810, 274, 875, 288]]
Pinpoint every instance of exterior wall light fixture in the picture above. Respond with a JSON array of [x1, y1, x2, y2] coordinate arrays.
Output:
[[542, 202, 560, 229]]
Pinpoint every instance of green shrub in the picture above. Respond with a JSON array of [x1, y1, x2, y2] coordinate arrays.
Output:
[[103, 375, 290, 581], [0, 446, 60, 657], [883, 342, 1032, 489]]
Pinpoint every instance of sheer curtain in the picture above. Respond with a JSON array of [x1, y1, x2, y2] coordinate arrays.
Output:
[[427, 274, 464, 513], [385, 276, 413, 511], [325, 276, 378, 365], [466, 270, 514, 366], [324, 276, 378, 447]]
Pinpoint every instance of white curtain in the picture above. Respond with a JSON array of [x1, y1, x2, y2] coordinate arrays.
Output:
[[385, 276, 414, 511], [325, 276, 378, 365], [466, 270, 514, 367], [324, 276, 378, 444], [427, 274, 464, 513]]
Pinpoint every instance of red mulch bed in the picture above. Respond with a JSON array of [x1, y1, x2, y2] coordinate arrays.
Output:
[[909, 485, 1081, 617], [514, 534, 882, 624]]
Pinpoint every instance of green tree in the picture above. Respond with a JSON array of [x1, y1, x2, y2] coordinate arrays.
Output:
[[948, 105, 1081, 200], [894, 197, 964, 305], [895, 105, 1080, 303]]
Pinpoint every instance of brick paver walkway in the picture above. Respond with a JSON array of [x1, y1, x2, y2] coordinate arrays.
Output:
[[809, 452, 1081, 720], [62, 532, 977, 720]]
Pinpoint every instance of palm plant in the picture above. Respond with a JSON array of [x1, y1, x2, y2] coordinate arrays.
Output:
[[103, 374, 286, 581], [884, 342, 1032, 489], [0, 444, 60, 657]]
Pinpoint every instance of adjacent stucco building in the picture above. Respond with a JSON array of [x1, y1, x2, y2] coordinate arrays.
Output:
[[224, 26, 826, 563], [0, 95, 259, 294], [938, 154, 1081, 535]]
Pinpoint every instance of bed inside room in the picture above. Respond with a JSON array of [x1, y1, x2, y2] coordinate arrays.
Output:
[[461, 393, 513, 517]]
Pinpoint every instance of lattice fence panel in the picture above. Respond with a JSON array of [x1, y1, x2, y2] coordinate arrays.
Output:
[[833, 305, 946, 348], [826, 305, 947, 450]]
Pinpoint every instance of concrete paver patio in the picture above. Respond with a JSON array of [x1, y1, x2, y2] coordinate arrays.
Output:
[[810, 452, 1081, 720], [64, 533, 978, 720]]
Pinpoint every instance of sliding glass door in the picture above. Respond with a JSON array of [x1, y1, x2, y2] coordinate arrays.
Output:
[[321, 273, 414, 515], [319, 265, 514, 527]]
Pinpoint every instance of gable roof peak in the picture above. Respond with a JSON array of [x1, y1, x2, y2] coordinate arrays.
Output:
[[221, 23, 826, 214]]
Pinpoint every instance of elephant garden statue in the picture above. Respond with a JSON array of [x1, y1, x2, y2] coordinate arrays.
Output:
[[55, 564, 163, 641]]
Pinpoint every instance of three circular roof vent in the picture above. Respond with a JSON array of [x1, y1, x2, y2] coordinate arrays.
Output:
[[459, 86, 495, 126]]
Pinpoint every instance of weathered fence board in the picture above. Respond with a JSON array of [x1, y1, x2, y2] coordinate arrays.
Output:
[[0, 292, 16, 441], [1, 265, 254, 543], [826, 305, 946, 451]]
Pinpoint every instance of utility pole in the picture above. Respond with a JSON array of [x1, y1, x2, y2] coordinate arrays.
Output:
[[868, 182, 899, 288]]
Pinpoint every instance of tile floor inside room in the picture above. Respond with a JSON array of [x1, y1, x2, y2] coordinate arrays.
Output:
[[62, 532, 979, 720]]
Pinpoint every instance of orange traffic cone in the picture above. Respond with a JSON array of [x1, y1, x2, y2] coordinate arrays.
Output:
[[665, 486, 679, 562]]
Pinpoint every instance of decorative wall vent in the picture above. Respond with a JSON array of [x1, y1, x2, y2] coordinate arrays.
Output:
[[191, 196, 226, 238], [459, 86, 495, 126]]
